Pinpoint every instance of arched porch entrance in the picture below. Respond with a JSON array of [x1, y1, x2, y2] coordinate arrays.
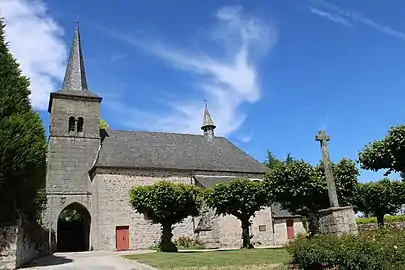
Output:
[[57, 202, 91, 252]]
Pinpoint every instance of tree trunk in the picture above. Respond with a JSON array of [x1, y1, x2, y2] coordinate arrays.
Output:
[[377, 215, 384, 227], [308, 212, 320, 237], [241, 218, 253, 249], [160, 223, 177, 252]]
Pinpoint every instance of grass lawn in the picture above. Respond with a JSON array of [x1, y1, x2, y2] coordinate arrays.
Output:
[[124, 248, 290, 270]]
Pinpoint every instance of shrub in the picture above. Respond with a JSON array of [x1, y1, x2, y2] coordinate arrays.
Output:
[[287, 228, 405, 270], [150, 236, 205, 250], [174, 236, 204, 249]]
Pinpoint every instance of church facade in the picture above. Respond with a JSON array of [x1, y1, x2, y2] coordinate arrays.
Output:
[[44, 23, 305, 252]]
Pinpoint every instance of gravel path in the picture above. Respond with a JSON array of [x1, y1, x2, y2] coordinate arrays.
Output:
[[22, 251, 156, 270]]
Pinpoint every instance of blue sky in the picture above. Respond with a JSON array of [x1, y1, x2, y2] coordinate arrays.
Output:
[[2, 0, 405, 182]]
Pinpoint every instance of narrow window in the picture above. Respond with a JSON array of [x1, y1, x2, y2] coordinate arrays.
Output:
[[68, 116, 75, 132], [77, 117, 84, 132]]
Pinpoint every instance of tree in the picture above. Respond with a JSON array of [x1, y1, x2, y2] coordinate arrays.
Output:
[[285, 153, 294, 165], [354, 179, 405, 226], [100, 119, 109, 130], [204, 178, 271, 249], [358, 125, 405, 176], [264, 150, 282, 169], [264, 150, 294, 169], [264, 158, 358, 235], [0, 19, 47, 224], [129, 181, 202, 252]]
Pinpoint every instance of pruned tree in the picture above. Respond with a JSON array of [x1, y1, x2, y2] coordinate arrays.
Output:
[[0, 19, 47, 224], [264, 158, 358, 235], [358, 125, 405, 176], [354, 179, 405, 226], [129, 181, 202, 252], [204, 178, 271, 249]]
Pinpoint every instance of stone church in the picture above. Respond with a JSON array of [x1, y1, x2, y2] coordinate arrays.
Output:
[[44, 22, 305, 252]]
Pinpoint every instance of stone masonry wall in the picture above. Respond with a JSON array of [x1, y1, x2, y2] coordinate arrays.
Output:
[[91, 169, 195, 250], [91, 168, 300, 250], [212, 207, 274, 248], [319, 206, 358, 235], [358, 222, 405, 230], [0, 224, 50, 270], [273, 218, 306, 246]]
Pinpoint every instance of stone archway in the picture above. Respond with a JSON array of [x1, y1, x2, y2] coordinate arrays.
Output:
[[57, 202, 91, 252]]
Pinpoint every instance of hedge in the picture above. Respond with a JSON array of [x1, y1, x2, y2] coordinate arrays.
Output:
[[356, 215, 405, 224], [286, 228, 405, 270]]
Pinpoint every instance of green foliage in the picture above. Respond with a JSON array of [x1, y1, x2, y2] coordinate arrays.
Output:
[[100, 119, 109, 130], [129, 181, 202, 252], [59, 209, 82, 222], [357, 215, 405, 225], [287, 228, 405, 270], [354, 179, 405, 226], [263, 150, 282, 169], [204, 178, 271, 248], [0, 19, 47, 224], [263, 150, 294, 169], [264, 158, 359, 234], [358, 125, 405, 176]]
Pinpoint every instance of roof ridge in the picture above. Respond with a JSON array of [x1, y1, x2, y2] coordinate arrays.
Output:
[[109, 129, 226, 138]]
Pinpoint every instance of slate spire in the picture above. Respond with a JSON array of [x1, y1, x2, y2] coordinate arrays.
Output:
[[48, 20, 101, 113], [61, 20, 88, 92], [201, 100, 216, 140]]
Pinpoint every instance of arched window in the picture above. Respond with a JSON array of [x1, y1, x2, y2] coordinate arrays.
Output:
[[68, 117, 75, 132], [77, 117, 84, 132]]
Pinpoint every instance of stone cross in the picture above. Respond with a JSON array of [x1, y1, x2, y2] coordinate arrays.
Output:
[[316, 130, 339, 208]]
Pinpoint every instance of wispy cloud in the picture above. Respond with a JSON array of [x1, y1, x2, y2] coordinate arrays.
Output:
[[238, 132, 254, 143], [108, 5, 276, 136], [0, 0, 67, 110], [310, 0, 405, 40], [309, 6, 352, 28]]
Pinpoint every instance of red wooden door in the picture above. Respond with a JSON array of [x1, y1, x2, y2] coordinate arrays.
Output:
[[286, 219, 294, 240], [116, 226, 129, 251]]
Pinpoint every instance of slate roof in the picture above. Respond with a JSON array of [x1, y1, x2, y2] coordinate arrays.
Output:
[[96, 130, 268, 173], [193, 175, 262, 188], [272, 203, 300, 219]]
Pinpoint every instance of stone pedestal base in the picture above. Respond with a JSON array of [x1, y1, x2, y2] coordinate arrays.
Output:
[[318, 206, 358, 235]]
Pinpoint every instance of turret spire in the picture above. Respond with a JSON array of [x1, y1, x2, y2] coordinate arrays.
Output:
[[201, 100, 216, 140], [61, 20, 88, 92]]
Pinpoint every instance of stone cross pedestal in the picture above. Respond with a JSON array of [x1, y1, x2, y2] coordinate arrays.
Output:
[[315, 130, 358, 235]]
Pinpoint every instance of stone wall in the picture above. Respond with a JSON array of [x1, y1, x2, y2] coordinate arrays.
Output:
[[358, 222, 405, 230], [0, 223, 51, 270], [91, 169, 195, 250], [273, 218, 306, 246], [90, 168, 281, 250], [319, 206, 358, 235]]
